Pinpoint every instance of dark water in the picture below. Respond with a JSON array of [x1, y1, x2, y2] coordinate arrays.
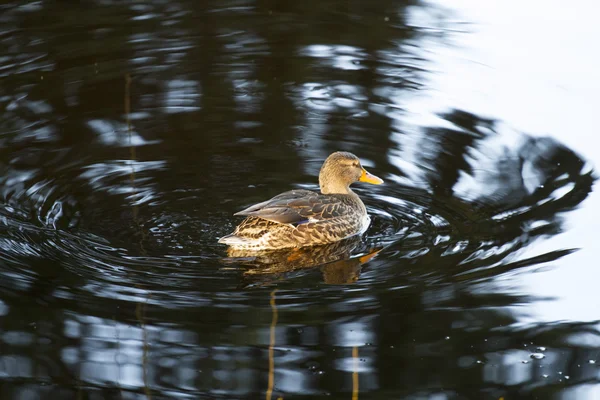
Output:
[[1, 0, 599, 399]]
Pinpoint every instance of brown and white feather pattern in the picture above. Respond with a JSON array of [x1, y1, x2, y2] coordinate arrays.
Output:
[[219, 189, 370, 250]]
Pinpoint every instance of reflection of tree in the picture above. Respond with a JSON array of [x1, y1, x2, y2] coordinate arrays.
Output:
[[1, 0, 427, 242], [394, 109, 593, 279]]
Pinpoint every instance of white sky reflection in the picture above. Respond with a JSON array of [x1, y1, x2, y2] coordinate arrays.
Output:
[[403, 0, 600, 324]]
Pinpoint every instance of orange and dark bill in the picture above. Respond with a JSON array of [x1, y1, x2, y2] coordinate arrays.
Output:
[[359, 168, 384, 185]]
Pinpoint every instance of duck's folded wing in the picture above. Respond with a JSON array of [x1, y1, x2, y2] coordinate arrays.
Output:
[[234, 189, 348, 225]]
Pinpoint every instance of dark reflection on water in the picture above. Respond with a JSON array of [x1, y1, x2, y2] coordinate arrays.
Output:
[[0, 0, 598, 399]]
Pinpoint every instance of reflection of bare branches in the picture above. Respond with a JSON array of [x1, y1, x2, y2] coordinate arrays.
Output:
[[113, 313, 123, 400], [125, 73, 138, 220], [125, 73, 150, 258], [136, 300, 152, 400], [266, 289, 278, 400], [352, 346, 359, 400]]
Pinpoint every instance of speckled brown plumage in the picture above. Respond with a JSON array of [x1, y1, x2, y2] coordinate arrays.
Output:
[[219, 152, 383, 250]]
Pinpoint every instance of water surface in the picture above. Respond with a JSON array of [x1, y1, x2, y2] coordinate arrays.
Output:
[[0, 0, 599, 399]]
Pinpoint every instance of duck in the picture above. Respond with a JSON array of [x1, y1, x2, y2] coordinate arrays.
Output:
[[218, 151, 383, 250]]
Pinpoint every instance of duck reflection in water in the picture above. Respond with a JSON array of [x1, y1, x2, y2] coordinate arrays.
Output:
[[223, 236, 382, 286]]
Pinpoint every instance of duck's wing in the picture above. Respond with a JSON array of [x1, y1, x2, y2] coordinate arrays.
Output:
[[234, 189, 349, 225]]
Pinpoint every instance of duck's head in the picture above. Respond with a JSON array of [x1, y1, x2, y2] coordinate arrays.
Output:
[[319, 151, 383, 194]]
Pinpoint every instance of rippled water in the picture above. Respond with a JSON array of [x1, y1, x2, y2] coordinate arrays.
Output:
[[1, 0, 599, 399]]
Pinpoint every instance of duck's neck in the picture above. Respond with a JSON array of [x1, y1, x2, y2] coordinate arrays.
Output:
[[319, 179, 353, 195]]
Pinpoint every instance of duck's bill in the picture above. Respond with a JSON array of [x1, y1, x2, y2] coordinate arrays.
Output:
[[359, 168, 384, 185]]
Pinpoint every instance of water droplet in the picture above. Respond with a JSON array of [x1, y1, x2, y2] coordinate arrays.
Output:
[[445, 336, 450, 340], [297, 328, 304, 334], [542, 374, 549, 378], [536, 346, 546, 352], [565, 375, 570, 379], [589, 360, 596, 364], [530, 353, 545, 360], [521, 360, 529, 364], [306, 361, 319, 372]]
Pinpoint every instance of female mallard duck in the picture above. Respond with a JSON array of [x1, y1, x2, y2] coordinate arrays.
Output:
[[219, 152, 383, 250]]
